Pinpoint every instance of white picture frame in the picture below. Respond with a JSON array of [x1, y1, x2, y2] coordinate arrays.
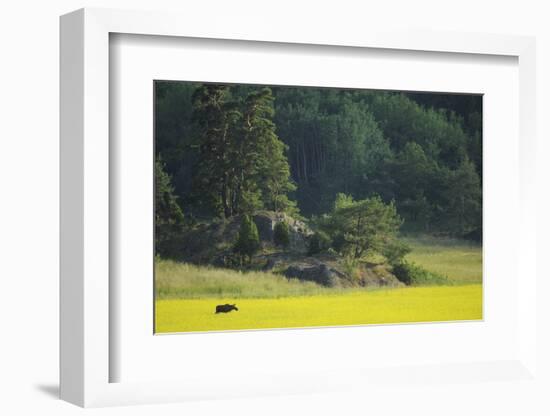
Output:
[[60, 7, 538, 408]]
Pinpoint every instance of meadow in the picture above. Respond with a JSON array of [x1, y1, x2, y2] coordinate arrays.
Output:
[[404, 235, 482, 283], [154, 237, 482, 333], [155, 260, 336, 299]]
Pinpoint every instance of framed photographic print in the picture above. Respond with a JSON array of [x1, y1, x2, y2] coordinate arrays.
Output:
[[60, 8, 539, 408]]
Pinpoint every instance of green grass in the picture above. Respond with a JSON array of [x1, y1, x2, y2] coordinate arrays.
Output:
[[155, 284, 482, 333], [403, 235, 482, 284], [155, 259, 338, 299]]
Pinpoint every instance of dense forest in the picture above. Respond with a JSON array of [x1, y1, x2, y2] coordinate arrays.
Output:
[[155, 82, 482, 250]]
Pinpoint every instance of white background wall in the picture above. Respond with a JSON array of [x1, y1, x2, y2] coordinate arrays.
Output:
[[1, 1, 548, 415]]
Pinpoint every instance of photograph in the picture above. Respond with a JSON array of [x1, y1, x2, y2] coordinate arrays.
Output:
[[154, 81, 483, 333]]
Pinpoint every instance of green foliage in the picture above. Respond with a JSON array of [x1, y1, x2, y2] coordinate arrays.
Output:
[[242, 88, 297, 214], [189, 85, 297, 218], [341, 256, 362, 283], [392, 261, 448, 286], [274, 89, 391, 214], [320, 193, 403, 259], [155, 81, 482, 238], [334, 193, 355, 210], [155, 156, 184, 258], [363, 92, 470, 165], [233, 215, 260, 264], [274, 89, 481, 236], [190, 84, 241, 218], [382, 239, 411, 266], [389, 142, 437, 230], [442, 158, 482, 238], [307, 231, 332, 255], [273, 221, 290, 248], [154, 82, 199, 201]]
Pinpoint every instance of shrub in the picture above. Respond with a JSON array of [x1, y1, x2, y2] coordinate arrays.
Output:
[[341, 255, 361, 282], [392, 261, 448, 286], [382, 239, 411, 266], [273, 221, 290, 248], [308, 231, 332, 255], [233, 215, 260, 264]]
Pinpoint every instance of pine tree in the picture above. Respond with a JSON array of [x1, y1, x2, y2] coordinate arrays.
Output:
[[155, 156, 184, 256], [321, 194, 403, 259], [273, 221, 290, 248], [191, 85, 297, 218], [190, 84, 240, 218], [233, 215, 260, 264], [239, 88, 296, 214]]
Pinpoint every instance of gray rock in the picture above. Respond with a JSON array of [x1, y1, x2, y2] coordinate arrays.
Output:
[[252, 212, 312, 253], [253, 214, 275, 242], [284, 263, 339, 287]]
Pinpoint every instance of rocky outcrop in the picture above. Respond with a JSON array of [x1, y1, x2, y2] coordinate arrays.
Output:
[[170, 210, 404, 290], [177, 211, 311, 264], [270, 253, 404, 289], [253, 211, 312, 252], [285, 263, 341, 287], [252, 214, 274, 241], [360, 264, 404, 288]]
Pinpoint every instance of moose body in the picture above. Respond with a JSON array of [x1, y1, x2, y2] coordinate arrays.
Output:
[[215, 304, 239, 314]]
